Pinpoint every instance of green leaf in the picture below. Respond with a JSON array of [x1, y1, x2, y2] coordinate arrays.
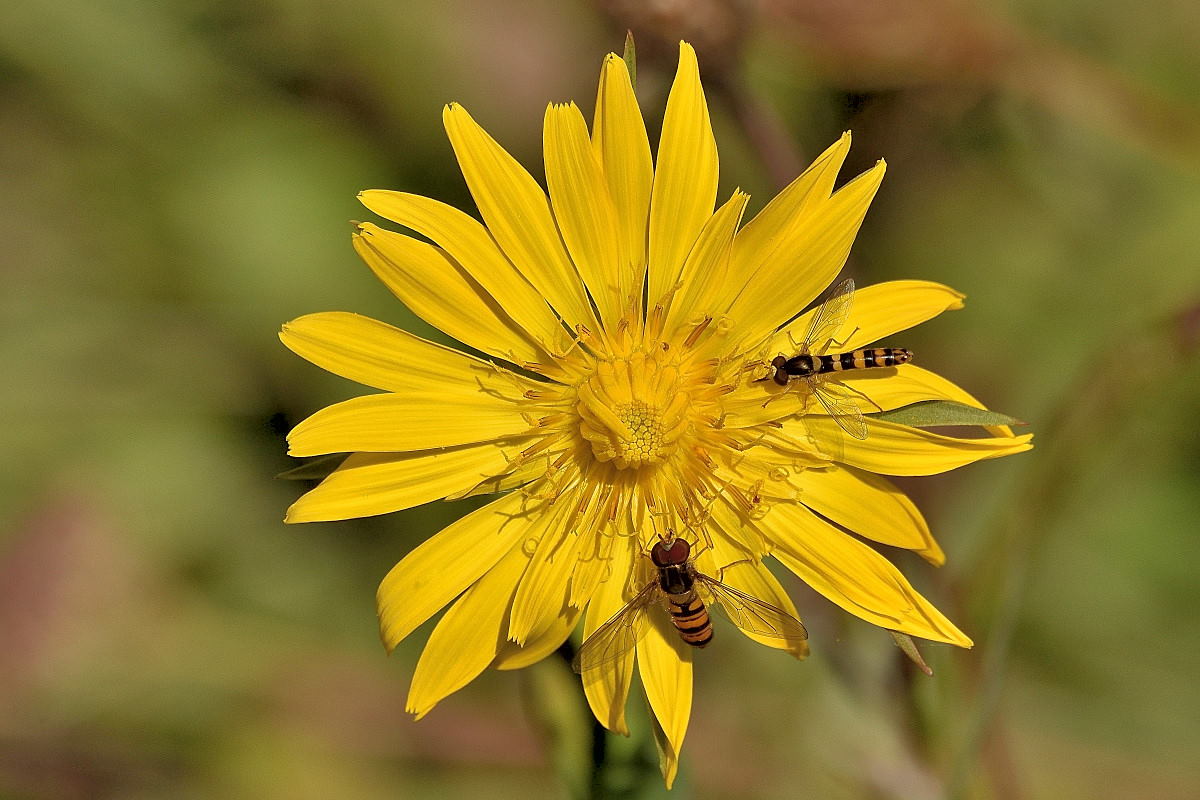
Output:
[[890, 630, 934, 676], [622, 31, 637, 92], [275, 453, 346, 480], [869, 400, 1024, 428]]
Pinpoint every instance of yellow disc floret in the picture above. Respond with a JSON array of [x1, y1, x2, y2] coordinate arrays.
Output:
[[576, 349, 693, 470]]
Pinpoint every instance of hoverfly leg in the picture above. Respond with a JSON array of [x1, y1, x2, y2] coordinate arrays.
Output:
[[839, 380, 884, 413]]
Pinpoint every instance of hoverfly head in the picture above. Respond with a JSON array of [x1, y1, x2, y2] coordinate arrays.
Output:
[[650, 535, 691, 567]]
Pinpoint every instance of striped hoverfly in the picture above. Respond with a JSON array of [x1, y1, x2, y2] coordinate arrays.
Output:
[[761, 278, 911, 440], [571, 535, 808, 674]]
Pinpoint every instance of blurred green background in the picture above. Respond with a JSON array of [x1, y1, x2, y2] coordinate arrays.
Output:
[[2, 0, 1198, 797]]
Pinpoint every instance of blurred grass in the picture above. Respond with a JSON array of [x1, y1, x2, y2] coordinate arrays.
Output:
[[2, 0, 1199, 798]]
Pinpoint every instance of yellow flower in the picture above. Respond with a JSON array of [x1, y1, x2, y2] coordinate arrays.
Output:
[[281, 42, 1031, 785]]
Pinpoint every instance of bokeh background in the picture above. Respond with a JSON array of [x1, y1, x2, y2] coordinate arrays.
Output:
[[3, 0, 1199, 797]]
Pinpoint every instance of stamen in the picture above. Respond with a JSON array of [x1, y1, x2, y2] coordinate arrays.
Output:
[[683, 317, 712, 349]]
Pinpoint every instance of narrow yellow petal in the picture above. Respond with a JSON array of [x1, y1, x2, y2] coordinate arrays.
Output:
[[840, 364, 986, 411], [377, 492, 541, 651], [287, 392, 536, 457], [719, 385, 806, 429], [637, 612, 693, 790], [770, 279, 966, 356], [762, 503, 972, 646], [443, 459, 545, 501], [647, 41, 718, 308], [544, 102, 626, 325], [728, 160, 886, 351], [285, 444, 526, 523], [791, 415, 1033, 476], [720, 133, 851, 312], [663, 190, 750, 338], [407, 546, 528, 718], [508, 511, 582, 645], [706, 494, 767, 561], [593, 53, 652, 299], [353, 223, 549, 366], [493, 607, 582, 671], [280, 311, 542, 395], [799, 465, 944, 565], [443, 103, 597, 330], [582, 538, 638, 735], [358, 190, 566, 352], [710, 559, 809, 657]]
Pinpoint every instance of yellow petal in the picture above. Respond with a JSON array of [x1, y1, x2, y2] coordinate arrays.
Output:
[[663, 190, 749, 339], [406, 546, 528, 718], [709, 558, 809, 658], [637, 611, 692, 789], [720, 133, 851, 311], [761, 502, 972, 646], [493, 607, 582, 671], [358, 190, 566, 352], [647, 41, 718, 308], [582, 537, 637, 735], [508, 513, 582, 645], [799, 465, 944, 565], [280, 311, 542, 395], [790, 415, 1033, 476], [444, 459, 545, 501], [719, 384, 807, 429], [352, 223, 549, 365], [728, 160, 886, 351], [544, 102, 626, 326], [593, 53, 652, 299], [443, 103, 597, 330], [285, 444, 526, 523], [286, 392, 535, 457], [770, 279, 965, 356], [569, 527, 618, 609], [377, 491, 541, 651], [706, 492, 767, 561]]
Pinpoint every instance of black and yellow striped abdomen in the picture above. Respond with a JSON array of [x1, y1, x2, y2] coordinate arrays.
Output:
[[784, 347, 912, 379], [667, 589, 713, 647]]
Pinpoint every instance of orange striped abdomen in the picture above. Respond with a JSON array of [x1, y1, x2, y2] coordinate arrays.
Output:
[[667, 589, 713, 647]]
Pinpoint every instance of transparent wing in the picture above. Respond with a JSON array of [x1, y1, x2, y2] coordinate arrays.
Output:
[[571, 581, 661, 674], [812, 379, 869, 441], [695, 574, 809, 644], [800, 278, 855, 355]]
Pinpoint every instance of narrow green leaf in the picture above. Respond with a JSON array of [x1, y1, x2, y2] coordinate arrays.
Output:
[[890, 630, 934, 676], [622, 31, 637, 92], [275, 453, 347, 480], [870, 400, 1024, 428]]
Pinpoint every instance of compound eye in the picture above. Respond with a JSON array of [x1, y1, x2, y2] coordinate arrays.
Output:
[[663, 538, 690, 564]]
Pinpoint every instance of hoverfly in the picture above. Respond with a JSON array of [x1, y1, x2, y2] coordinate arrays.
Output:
[[761, 278, 911, 440], [571, 535, 808, 674]]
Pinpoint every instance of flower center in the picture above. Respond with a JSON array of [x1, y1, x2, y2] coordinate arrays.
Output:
[[576, 350, 693, 470]]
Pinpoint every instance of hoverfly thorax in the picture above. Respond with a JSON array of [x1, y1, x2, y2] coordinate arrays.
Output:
[[758, 279, 915, 442]]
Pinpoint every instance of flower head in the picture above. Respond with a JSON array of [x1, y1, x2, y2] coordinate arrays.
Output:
[[281, 41, 1031, 785]]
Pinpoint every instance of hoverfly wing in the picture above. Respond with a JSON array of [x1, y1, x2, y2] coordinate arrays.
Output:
[[799, 278, 855, 356], [811, 379, 869, 441], [571, 581, 661, 674], [695, 574, 809, 645]]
